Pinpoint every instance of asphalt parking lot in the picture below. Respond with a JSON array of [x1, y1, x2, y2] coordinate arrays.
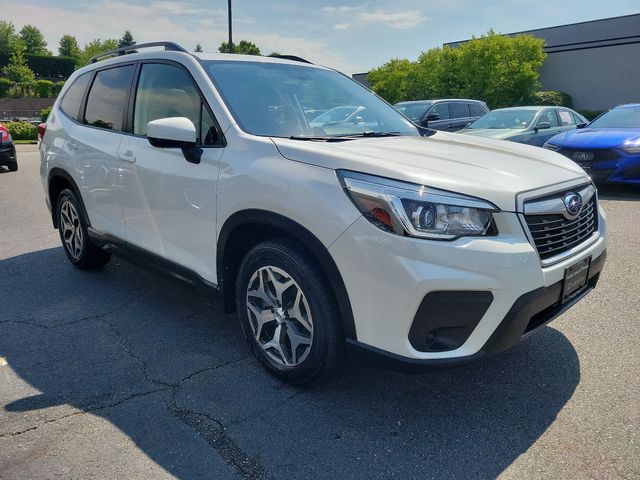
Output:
[[1, 144, 639, 479]]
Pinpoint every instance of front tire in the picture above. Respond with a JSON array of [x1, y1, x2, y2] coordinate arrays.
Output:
[[235, 239, 344, 384], [56, 188, 111, 270]]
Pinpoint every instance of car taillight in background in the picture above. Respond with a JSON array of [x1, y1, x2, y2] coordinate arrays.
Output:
[[0, 124, 10, 142], [38, 123, 47, 142]]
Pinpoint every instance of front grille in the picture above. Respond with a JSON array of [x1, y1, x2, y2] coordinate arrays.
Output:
[[525, 195, 598, 260], [556, 148, 620, 165]]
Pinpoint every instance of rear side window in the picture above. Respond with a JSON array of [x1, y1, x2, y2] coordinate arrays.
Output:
[[469, 103, 486, 117], [558, 109, 577, 126], [450, 102, 470, 119], [84, 65, 135, 131], [133, 63, 201, 138], [538, 109, 559, 127], [59, 73, 91, 121]]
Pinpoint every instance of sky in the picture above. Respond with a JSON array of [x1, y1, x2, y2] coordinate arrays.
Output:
[[0, 0, 638, 74]]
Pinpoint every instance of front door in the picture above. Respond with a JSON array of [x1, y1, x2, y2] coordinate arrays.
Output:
[[117, 62, 224, 281]]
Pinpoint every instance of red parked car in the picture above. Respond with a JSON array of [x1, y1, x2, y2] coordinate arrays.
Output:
[[0, 123, 17, 172]]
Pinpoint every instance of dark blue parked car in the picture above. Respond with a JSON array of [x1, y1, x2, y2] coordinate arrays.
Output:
[[544, 104, 640, 184]]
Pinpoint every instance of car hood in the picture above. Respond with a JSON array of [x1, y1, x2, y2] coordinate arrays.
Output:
[[550, 128, 640, 148], [458, 128, 521, 140], [272, 131, 587, 212]]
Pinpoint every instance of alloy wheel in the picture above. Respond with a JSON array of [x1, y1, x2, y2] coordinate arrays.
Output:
[[60, 200, 83, 260], [246, 266, 314, 367]]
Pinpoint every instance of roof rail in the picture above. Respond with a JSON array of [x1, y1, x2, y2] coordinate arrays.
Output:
[[89, 41, 188, 64], [269, 54, 313, 64]]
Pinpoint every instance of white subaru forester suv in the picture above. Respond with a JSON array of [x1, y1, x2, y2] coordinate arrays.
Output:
[[40, 42, 607, 384]]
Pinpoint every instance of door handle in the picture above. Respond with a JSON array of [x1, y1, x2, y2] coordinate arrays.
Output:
[[119, 150, 136, 163]]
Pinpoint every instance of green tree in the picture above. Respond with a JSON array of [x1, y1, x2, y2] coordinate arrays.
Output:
[[19, 25, 50, 55], [0, 20, 19, 55], [118, 30, 136, 48], [369, 31, 545, 109], [218, 40, 260, 55], [368, 58, 416, 104], [456, 31, 545, 108], [194, 43, 203, 52], [58, 34, 81, 58], [2, 47, 36, 83], [79, 39, 119, 66]]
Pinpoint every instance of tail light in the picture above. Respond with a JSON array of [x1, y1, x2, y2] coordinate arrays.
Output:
[[38, 123, 47, 142], [0, 125, 9, 142]]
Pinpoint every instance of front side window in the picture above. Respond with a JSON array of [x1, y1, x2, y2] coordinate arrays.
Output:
[[537, 109, 559, 127], [84, 65, 135, 131], [59, 73, 91, 121], [205, 61, 418, 138], [429, 103, 450, 120], [133, 63, 203, 140], [394, 102, 432, 122]]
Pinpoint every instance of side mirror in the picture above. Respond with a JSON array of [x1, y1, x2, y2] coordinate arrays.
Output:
[[576, 122, 588, 129], [426, 113, 441, 121], [147, 117, 197, 148], [536, 121, 551, 131], [147, 117, 201, 164]]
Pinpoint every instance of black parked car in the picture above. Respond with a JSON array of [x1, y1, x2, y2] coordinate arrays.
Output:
[[0, 123, 17, 172], [394, 99, 489, 132]]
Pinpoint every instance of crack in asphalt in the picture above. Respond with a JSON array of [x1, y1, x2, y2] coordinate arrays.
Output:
[[0, 302, 136, 330]]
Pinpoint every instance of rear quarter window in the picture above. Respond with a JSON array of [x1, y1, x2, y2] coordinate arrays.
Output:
[[59, 73, 92, 121]]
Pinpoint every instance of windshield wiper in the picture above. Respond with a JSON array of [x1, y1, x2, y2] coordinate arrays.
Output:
[[288, 135, 354, 142], [338, 131, 402, 138]]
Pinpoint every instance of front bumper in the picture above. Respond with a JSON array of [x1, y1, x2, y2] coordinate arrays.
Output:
[[329, 206, 607, 366], [346, 251, 605, 371]]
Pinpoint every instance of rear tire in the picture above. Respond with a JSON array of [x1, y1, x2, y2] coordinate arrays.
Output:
[[7, 162, 17, 172], [235, 239, 344, 385], [56, 188, 111, 270]]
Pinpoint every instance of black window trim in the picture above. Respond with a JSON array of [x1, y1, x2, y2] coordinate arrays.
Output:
[[126, 59, 226, 148], [59, 59, 226, 148], [426, 101, 451, 121]]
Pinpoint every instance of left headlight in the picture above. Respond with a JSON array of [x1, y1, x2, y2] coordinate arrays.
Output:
[[337, 170, 498, 240]]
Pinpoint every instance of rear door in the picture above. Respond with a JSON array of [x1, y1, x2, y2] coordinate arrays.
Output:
[[116, 61, 224, 281], [448, 102, 472, 131], [75, 64, 135, 238]]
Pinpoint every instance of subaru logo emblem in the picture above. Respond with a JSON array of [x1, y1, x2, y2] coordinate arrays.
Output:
[[563, 192, 583, 216]]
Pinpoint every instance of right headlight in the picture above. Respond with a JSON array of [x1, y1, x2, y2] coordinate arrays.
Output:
[[338, 170, 498, 240]]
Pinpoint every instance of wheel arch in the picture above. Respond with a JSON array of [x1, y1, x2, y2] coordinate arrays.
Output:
[[217, 209, 357, 340], [48, 168, 88, 229]]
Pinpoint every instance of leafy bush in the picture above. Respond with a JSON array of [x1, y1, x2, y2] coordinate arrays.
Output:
[[0, 77, 11, 96], [2, 50, 36, 84], [530, 91, 573, 108], [35, 79, 53, 97], [41, 106, 52, 122], [5, 121, 38, 140], [577, 110, 604, 121]]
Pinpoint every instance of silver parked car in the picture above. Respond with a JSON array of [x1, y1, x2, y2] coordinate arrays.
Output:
[[459, 106, 588, 147]]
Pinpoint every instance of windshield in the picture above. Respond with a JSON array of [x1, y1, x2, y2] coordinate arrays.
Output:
[[394, 102, 433, 122], [204, 61, 419, 138], [589, 106, 640, 128], [468, 109, 537, 130]]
